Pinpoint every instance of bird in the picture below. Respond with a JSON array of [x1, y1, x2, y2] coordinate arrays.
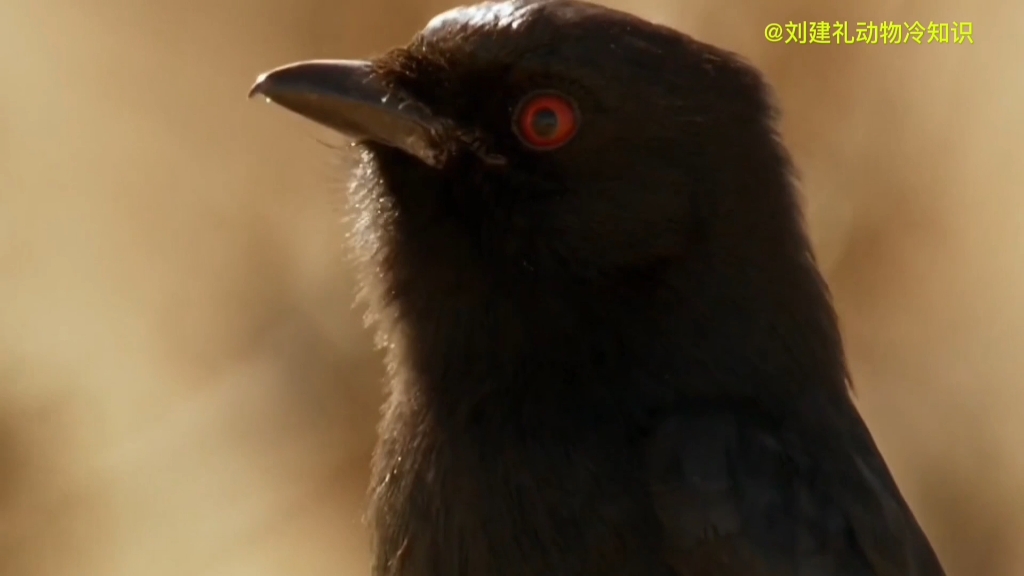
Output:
[[248, 1, 947, 575]]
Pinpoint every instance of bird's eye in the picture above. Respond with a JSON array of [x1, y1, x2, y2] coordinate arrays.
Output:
[[512, 92, 579, 150]]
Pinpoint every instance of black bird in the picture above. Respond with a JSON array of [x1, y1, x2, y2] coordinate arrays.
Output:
[[249, 1, 946, 575]]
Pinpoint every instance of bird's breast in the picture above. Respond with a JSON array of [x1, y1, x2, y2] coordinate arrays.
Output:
[[368, 407, 671, 576]]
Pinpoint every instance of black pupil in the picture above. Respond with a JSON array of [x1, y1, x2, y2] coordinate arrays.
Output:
[[530, 107, 560, 138]]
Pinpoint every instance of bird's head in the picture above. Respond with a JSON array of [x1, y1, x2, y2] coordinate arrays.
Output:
[[251, 0, 833, 376]]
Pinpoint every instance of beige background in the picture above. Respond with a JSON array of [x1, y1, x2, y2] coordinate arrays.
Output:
[[0, 0, 1019, 574]]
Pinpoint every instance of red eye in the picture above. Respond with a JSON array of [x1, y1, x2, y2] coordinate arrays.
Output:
[[513, 92, 579, 150]]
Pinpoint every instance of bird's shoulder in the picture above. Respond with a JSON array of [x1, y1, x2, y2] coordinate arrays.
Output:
[[643, 401, 944, 576]]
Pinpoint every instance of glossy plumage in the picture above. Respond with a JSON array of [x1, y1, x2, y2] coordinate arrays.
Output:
[[251, 1, 947, 574]]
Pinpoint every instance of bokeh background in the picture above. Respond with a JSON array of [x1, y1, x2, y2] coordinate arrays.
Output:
[[0, 0, 1019, 574]]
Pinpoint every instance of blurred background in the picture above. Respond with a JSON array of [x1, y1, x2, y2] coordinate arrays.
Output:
[[0, 0, 1019, 574]]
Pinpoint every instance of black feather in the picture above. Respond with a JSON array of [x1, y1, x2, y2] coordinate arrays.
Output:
[[321, 1, 948, 575]]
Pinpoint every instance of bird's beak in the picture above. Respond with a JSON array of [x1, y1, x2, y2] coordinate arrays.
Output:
[[249, 59, 444, 166]]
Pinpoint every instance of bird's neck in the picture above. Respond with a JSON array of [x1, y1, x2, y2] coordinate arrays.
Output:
[[383, 259, 850, 430]]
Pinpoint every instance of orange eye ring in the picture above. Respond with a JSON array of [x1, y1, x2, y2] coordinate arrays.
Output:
[[512, 91, 579, 150]]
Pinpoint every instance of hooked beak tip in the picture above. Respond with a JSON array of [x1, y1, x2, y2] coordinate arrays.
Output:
[[247, 72, 274, 100], [247, 80, 263, 100]]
